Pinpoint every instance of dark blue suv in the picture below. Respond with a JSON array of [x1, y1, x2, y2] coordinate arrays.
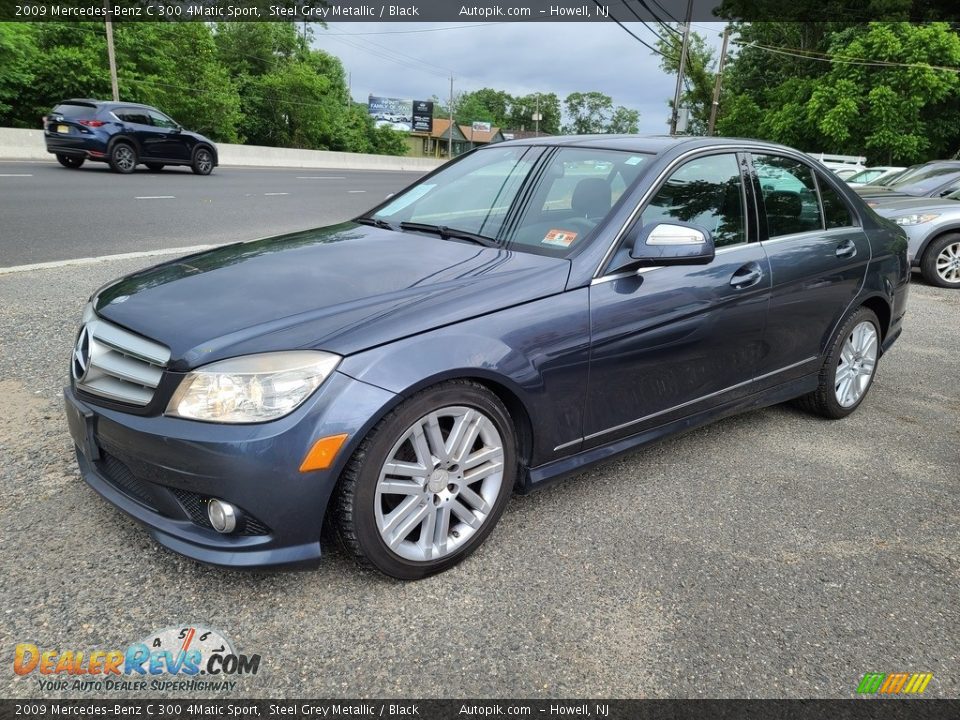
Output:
[[44, 99, 218, 175]]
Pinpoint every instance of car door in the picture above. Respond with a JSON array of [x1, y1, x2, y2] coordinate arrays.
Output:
[[750, 152, 871, 385], [583, 151, 771, 448], [114, 107, 163, 159], [147, 109, 191, 162]]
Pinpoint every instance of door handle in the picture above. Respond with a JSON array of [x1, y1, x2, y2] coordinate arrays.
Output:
[[836, 239, 857, 259], [730, 263, 763, 290]]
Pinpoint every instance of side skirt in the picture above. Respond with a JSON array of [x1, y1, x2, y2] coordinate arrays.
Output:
[[519, 372, 819, 493]]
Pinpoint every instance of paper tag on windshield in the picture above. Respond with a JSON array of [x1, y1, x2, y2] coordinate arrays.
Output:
[[542, 229, 578, 247]]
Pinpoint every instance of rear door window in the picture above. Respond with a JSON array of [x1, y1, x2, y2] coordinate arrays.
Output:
[[817, 176, 856, 228], [753, 155, 823, 237]]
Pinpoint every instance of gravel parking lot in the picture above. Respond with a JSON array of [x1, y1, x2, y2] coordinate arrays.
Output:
[[0, 257, 957, 699]]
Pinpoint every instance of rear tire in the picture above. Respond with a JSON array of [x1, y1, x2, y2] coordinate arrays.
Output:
[[56, 154, 84, 169], [919, 233, 960, 288], [795, 307, 881, 419], [191, 147, 214, 175], [108, 142, 137, 174], [145, 162, 164, 172], [334, 380, 516, 580]]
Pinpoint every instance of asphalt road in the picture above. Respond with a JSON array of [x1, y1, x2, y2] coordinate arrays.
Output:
[[0, 161, 425, 267], [0, 171, 957, 700]]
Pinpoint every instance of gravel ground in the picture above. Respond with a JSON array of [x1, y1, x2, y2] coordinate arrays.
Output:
[[0, 260, 957, 700]]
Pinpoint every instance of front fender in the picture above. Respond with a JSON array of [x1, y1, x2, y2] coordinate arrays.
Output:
[[337, 289, 591, 467]]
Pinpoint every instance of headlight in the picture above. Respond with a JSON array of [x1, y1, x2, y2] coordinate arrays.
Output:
[[893, 213, 940, 226], [166, 351, 341, 423]]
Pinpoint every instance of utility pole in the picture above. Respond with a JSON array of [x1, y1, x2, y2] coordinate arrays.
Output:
[[447, 74, 454, 158], [534, 93, 540, 135], [669, 0, 693, 135], [104, 1, 119, 102], [707, 25, 732, 136]]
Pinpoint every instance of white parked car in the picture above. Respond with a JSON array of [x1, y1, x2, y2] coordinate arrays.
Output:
[[846, 166, 907, 186]]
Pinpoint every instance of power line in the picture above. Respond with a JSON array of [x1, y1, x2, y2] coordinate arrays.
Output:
[[735, 40, 960, 74], [591, 0, 674, 60]]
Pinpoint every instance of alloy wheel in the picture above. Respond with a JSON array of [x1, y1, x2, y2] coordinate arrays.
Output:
[[114, 146, 135, 172], [196, 150, 212, 174], [835, 320, 878, 407], [375, 406, 505, 562], [935, 240, 960, 284]]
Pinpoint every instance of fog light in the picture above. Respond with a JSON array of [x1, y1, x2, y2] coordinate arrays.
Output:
[[207, 499, 237, 534]]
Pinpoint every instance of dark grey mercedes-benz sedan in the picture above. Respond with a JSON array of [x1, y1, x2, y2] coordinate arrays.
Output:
[[65, 136, 910, 579]]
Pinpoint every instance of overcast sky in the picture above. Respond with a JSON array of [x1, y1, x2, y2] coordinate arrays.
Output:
[[312, 22, 728, 134]]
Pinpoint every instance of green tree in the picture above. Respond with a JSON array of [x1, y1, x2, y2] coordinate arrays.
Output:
[[563, 91, 614, 134], [0, 23, 38, 126], [807, 22, 960, 162], [508, 92, 561, 134], [607, 106, 641, 133]]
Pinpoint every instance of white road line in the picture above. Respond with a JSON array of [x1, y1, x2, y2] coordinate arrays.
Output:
[[348, 190, 367, 193], [296, 176, 346, 180], [0, 173, 33, 177], [0, 244, 218, 276], [135, 195, 175, 199], [264, 192, 289, 196]]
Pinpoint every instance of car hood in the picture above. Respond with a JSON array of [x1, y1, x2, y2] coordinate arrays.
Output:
[[94, 223, 571, 370], [871, 197, 960, 215]]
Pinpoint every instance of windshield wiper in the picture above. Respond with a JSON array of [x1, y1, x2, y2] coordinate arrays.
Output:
[[354, 216, 397, 231], [399, 221, 500, 248]]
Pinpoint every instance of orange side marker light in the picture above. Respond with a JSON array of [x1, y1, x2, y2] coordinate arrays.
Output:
[[299, 433, 348, 472]]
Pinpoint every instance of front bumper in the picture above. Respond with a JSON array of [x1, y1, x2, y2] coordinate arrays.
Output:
[[63, 371, 396, 568]]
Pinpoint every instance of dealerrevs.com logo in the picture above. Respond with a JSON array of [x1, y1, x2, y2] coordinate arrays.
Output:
[[13, 625, 261, 693]]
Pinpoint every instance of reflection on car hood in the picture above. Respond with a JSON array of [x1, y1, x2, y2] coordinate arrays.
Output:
[[94, 223, 571, 369], [871, 197, 960, 215]]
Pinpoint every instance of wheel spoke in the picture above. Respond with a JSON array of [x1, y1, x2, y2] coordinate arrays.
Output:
[[450, 499, 482, 529], [383, 460, 429, 479], [434, 506, 451, 555], [458, 484, 491, 515], [378, 479, 422, 496], [423, 413, 448, 462], [451, 414, 482, 463], [381, 495, 421, 535], [418, 505, 438, 558], [461, 446, 504, 471], [387, 502, 430, 549], [410, 424, 435, 469], [443, 409, 475, 460]]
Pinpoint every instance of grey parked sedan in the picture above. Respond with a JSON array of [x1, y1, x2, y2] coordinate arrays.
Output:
[[872, 189, 960, 287]]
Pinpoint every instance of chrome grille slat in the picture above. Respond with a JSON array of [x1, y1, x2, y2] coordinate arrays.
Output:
[[73, 313, 170, 407]]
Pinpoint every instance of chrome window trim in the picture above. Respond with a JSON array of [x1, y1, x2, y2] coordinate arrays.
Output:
[[552, 356, 817, 451], [593, 144, 767, 279]]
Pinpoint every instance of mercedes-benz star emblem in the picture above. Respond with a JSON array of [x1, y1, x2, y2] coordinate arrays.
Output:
[[72, 326, 91, 382]]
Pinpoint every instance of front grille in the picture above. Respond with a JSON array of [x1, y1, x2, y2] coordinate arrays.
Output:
[[99, 452, 160, 510], [73, 311, 170, 406], [171, 489, 271, 536]]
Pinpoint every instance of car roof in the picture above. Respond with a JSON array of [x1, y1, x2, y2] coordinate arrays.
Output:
[[496, 134, 805, 156], [59, 99, 155, 110]]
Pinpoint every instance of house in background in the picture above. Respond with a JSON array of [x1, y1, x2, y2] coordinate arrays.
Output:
[[405, 120, 507, 159], [406, 118, 470, 159]]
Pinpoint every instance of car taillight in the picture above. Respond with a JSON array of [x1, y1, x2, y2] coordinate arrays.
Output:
[[79, 120, 106, 127]]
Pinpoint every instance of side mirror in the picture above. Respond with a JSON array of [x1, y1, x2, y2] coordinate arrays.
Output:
[[628, 222, 716, 266]]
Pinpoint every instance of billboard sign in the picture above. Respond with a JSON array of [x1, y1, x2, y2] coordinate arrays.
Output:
[[412, 100, 434, 133], [471, 121, 492, 134], [368, 96, 413, 132]]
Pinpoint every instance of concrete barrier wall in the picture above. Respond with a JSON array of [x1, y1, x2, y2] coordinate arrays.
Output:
[[0, 127, 444, 171]]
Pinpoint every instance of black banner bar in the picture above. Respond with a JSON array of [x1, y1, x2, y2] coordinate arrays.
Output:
[[2, 0, 959, 22], [1, 699, 959, 720]]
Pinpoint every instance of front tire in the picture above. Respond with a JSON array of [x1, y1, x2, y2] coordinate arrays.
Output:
[[56, 154, 84, 169], [334, 380, 516, 580], [108, 142, 137, 174], [795, 307, 881, 419], [919, 233, 960, 288], [191, 147, 214, 175]]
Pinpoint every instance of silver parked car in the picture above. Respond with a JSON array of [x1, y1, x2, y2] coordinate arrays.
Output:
[[872, 189, 960, 287]]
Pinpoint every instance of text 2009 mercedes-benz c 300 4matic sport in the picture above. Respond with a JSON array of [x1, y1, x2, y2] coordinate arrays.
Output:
[[65, 136, 910, 579]]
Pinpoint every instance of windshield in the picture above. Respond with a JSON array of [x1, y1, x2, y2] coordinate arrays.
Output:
[[847, 169, 883, 184], [368, 145, 651, 256], [887, 165, 960, 194]]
